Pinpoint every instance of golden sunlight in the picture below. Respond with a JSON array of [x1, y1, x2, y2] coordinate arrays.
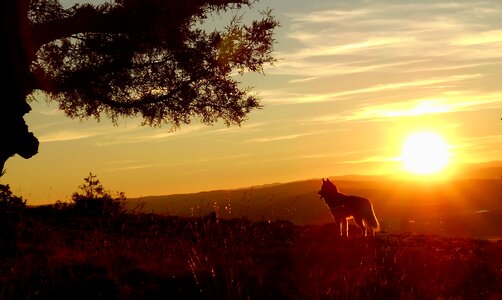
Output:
[[401, 131, 450, 175]]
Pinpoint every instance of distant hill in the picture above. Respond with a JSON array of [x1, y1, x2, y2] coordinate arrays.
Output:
[[127, 164, 502, 238], [127, 179, 328, 225], [458, 161, 502, 180]]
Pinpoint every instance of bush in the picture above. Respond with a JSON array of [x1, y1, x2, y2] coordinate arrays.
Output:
[[0, 184, 26, 256], [0, 184, 26, 212], [71, 173, 126, 217]]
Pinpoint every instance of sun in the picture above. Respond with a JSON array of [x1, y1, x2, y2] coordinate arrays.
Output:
[[401, 131, 450, 175]]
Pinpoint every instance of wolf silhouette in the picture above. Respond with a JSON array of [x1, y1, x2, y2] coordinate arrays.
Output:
[[318, 178, 379, 237]]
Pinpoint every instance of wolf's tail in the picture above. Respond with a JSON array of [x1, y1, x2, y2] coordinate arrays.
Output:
[[366, 205, 380, 231]]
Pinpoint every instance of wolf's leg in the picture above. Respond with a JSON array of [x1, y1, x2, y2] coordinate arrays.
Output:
[[362, 220, 374, 236], [333, 217, 342, 236], [365, 221, 373, 237], [342, 218, 348, 237], [368, 226, 374, 237], [354, 217, 366, 237]]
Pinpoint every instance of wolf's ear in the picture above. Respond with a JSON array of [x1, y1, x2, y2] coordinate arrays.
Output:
[[327, 178, 331, 183], [322, 178, 325, 182]]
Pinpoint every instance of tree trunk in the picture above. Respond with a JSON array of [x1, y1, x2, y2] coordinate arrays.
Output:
[[0, 0, 39, 175]]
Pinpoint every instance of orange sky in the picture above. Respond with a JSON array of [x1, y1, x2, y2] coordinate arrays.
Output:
[[2, 0, 502, 205]]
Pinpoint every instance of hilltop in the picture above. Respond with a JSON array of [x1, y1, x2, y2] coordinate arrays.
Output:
[[1, 211, 501, 299], [127, 162, 502, 238]]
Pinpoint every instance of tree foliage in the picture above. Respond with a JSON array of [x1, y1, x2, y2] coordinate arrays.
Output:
[[31, 0, 277, 128], [0, 184, 27, 212], [0, 0, 278, 172]]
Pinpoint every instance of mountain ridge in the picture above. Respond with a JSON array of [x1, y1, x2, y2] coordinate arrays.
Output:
[[126, 163, 502, 238]]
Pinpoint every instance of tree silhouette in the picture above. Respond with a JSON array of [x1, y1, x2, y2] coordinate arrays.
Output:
[[0, 184, 27, 212], [0, 184, 26, 255], [0, 0, 278, 174], [71, 172, 126, 216]]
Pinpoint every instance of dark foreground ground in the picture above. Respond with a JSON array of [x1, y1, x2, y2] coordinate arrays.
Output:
[[1, 211, 501, 300]]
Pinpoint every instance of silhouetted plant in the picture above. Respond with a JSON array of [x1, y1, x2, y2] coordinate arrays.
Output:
[[0, 184, 26, 212], [1, 0, 278, 170], [71, 173, 126, 217], [53, 199, 72, 211], [0, 184, 26, 256]]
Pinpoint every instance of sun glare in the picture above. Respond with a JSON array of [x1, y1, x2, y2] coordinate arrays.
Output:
[[401, 132, 450, 175]]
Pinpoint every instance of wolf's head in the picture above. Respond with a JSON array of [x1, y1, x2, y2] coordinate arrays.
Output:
[[319, 178, 344, 209], [318, 178, 339, 200]]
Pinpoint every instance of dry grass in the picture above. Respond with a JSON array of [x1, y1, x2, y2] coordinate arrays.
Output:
[[1, 210, 501, 299]]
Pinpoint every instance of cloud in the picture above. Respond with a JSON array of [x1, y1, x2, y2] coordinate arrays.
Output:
[[286, 8, 375, 25], [338, 155, 399, 164], [288, 77, 321, 83], [38, 129, 104, 142], [246, 133, 312, 143], [452, 133, 502, 162], [184, 169, 208, 175], [453, 29, 502, 46], [264, 74, 482, 105], [457, 134, 502, 148], [101, 153, 251, 173], [209, 122, 269, 134], [104, 164, 159, 172], [34, 108, 63, 116], [233, 148, 389, 166], [312, 91, 502, 124], [95, 125, 206, 146], [266, 0, 502, 81], [245, 130, 326, 143], [186, 154, 251, 164], [234, 152, 347, 165]]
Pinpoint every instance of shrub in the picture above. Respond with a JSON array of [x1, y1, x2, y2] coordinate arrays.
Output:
[[71, 173, 126, 217], [0, 184, 26, 210], [0, 184, 26, 256]]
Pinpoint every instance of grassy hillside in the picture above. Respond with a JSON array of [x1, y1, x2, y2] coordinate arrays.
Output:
[[127, 177, 502, 238], [1, 211, 501, 299]]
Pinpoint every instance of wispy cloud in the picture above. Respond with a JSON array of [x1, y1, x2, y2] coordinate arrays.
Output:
[[101, 153, 251, 173], [453, 29, 502, 46], [234, 149, 386, 166], [209, 122, 269, 134], [246, 133, 312, 143], [34, 108, 63, 116], [245, 130, 326, 143], [104, 164, 159, 172], [312, 91, 502, 124], [456, 134, 502, 148], [338, 155, 399, 164], [267, 0, 502, 81], [184, 169, 208, 175], [288, 77, 321, 83], [264, 74, 482, 105], [38, 129, 104, 143], [183, 154, 251, 164], [95, 125, 206, 146], [452, 133, 502, 162]]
